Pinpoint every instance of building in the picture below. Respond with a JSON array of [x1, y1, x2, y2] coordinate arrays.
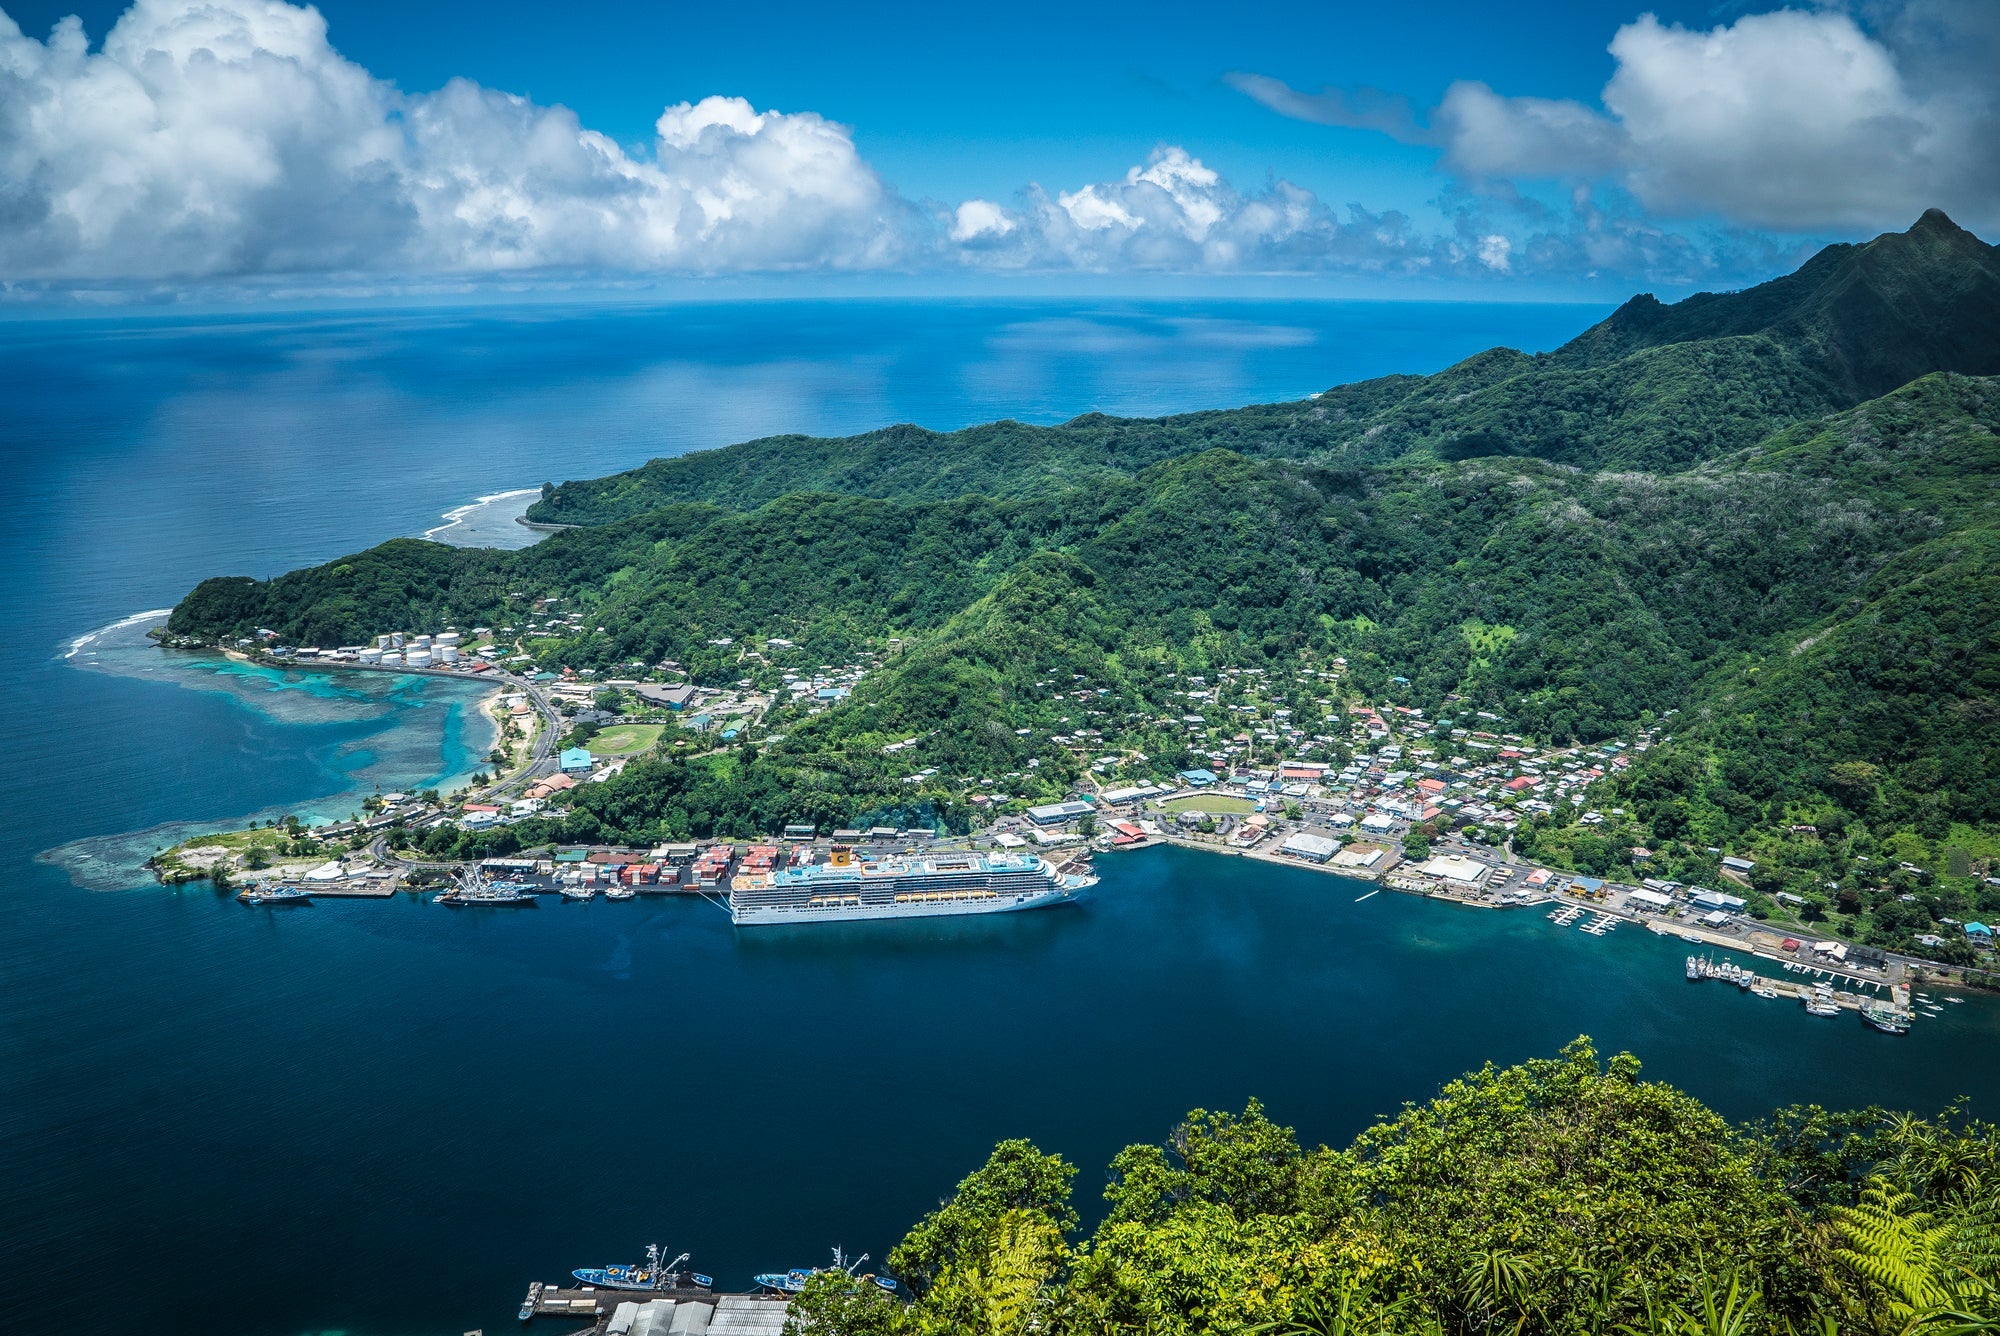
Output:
[[1178, 768, 1218, 787], [636, 683, 697, 709], [1413, 854, 1488, 886], [1025, 800, 1095, 826], [559, 748, 594, 775], [1279, 832, 1341, 863], [1329, 847, 1384, 870], [783, 823, 817, 840], [1627, 888, 1672, 910], [1689, 889, 1747, 912]]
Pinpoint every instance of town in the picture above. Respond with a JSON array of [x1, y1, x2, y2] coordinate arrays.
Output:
[[143, 617, 1993, 1034]]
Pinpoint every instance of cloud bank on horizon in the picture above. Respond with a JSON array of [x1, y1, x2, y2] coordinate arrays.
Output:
[[0, 0, 1993, 293]]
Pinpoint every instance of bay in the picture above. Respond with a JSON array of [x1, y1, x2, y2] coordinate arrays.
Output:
[[5, 297, 1995, 1336]]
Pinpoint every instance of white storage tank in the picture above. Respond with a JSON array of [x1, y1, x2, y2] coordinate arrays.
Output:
[[405, 648, 432, 668], [440, 645, 460, 664]]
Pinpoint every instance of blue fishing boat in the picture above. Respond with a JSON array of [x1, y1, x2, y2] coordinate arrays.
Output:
[[756, 1248, 890, 1295], [572, 1246, 697, 1291]]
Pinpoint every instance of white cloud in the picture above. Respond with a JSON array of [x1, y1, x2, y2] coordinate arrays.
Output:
[[949, 199, 1014, 243], [1235, 3, 2000, 233], [2, 0, 1941, 290], [0, 0, 905, 278]]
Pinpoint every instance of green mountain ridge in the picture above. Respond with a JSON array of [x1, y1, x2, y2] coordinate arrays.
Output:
[[525, 211, 2000, 524], [167, 214, 2000, 955]]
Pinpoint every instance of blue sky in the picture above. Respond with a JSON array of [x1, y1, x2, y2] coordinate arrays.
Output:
[[0, 0, 1993, 300]]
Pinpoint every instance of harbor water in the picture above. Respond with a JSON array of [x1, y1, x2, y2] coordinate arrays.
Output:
[[5, 299, 1997, 1336]]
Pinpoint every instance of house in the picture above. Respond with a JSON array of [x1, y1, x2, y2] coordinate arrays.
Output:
[[1967, 922, 1994, 940], [1720, 855, 1757, 873], [559, 748, 594, 775]]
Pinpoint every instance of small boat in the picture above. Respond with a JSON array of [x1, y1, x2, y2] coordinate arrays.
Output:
[[1804, 983, 1840, 1017], [1947, 997, 1964, 1005], [559, 885, 597, 901], [1678, 931, 1702, 944], [605, 887, 636, 901], [754, 1269, 815, 1295], [1686, 956, 1702, 981], [1752, 986, 1779, 999], [239, 886, 311, 906]]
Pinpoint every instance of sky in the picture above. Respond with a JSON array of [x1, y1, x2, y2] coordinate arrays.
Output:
[[0, 0, 1994, 302]]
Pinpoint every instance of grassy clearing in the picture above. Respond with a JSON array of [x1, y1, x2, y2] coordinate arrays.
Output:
[[589, 723, 664, 756], [1156, 793, 1258, 814]]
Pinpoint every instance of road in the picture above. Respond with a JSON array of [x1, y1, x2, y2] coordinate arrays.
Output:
[[370, 669, 562, 870]]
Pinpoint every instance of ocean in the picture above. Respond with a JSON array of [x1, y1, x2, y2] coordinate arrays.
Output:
[[4, 298, 1994, 1336]]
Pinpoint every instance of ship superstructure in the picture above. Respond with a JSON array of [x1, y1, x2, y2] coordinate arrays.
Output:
[[727, 845, 1092, 926]]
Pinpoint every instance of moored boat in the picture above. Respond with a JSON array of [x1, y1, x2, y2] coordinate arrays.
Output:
[[729, 846, 1093, 925], [572, 1246, 701, 1292], [436, 869, 535, 907], [1861, 1002, 1910, 1034], [239, 886, 311, 906]]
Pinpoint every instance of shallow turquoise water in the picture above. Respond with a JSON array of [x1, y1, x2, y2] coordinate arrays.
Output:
[[5, 299, 1994, 1336]]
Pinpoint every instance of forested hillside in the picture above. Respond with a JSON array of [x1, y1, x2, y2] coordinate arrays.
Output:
[[168, 214, 2000, 954], [525, 210, 1999, 524], [798, 1040, 2000, 1336]]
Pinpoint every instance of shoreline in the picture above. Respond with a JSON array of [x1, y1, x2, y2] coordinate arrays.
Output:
[[1119, 832, 1981, 995], [423, 487, 541, 543]]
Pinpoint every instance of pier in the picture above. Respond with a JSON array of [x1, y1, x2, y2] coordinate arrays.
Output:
[[519, 1285, 792, 1336]]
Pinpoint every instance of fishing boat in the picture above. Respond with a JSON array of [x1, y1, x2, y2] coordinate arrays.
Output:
[[1804, 983, 1840, 1017], [1685, 955, 1702, 981], [605, 887, 636, 901], [560, 884, 596, 901], [1861, 1002, 1911, 1034], [519, 1282, 543, 1320], [755, 1248, 882, 1295], [436, 869, 536, 907], [572, 1245, 700, 1292], [238, 886, 311, 906]]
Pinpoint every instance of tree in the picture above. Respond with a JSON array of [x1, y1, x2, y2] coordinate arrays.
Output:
[[781, 1271, 902, 1336], [888, 1140, 1076, 1300]]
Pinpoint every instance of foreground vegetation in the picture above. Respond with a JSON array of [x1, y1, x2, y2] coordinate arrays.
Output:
[[785, 1041, 1999, 1336]]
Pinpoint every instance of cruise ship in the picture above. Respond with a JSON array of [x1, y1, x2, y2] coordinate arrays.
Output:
[[728, 846, 1093, 925]]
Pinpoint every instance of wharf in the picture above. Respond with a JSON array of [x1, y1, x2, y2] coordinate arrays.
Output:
[[519, 1285, 790, 1335]]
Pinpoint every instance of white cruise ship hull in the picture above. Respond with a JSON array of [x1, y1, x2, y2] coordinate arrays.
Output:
[[731, 884, 1083, 926]]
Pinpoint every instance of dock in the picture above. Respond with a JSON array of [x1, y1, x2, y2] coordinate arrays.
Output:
[[520, 1287, 791, 1336]]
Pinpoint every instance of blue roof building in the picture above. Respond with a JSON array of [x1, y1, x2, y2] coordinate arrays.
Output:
[[558, 747, 594, 775], [1967, 921, 1993, 939], [1178, 768, 1218, 786]]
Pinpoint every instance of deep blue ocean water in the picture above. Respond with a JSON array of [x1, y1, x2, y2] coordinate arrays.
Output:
[[5, 299, 1997, 1336]]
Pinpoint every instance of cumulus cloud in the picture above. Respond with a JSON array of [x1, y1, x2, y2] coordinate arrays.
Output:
[[0, 0, 1910, 289], [945, 147, 1471, 276], [1235, 4, 2000, 232], [0, 0, 907, 279]]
